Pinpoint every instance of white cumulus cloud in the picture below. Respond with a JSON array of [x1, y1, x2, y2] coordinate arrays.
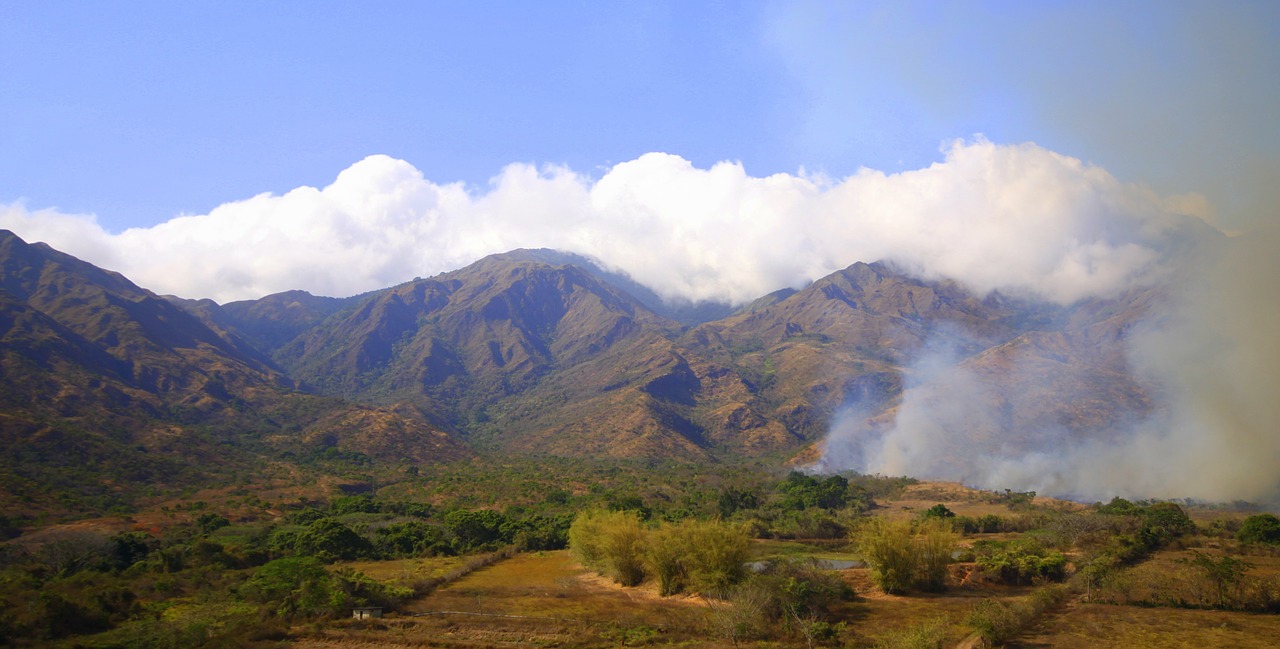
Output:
[[1, 139, 1208, 305]]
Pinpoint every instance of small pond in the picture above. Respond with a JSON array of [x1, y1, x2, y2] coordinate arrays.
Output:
[[747, 558, 866, 572]]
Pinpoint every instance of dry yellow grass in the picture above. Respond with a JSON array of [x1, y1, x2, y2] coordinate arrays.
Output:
[[340, 556, 467, 587], [1010, 603, 1280, 649]]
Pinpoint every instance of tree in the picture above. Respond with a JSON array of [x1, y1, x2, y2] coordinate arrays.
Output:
[[195, 512, 230, 534], [329, 495, 380, 515], [374, 521, 447, 557], [108, 531, 154, 571], [1140, 502, 1194, 541], [921, 504, 955, 520], [294, 519, 371, 562], [1182, 550, 1253, 608], [1237, 513, 1280, 545], [241, 556, 344, 618], [718, 488, 760, 518], [444, 509, 509, 551]]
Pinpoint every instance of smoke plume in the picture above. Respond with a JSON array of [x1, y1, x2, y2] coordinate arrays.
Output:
[[820, 230, 1280, 503]]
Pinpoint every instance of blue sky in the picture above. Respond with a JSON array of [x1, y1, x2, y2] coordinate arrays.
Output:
[[4, 0, 1276, 234]]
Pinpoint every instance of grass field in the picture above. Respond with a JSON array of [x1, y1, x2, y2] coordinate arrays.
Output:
[[291, 548, 1047, 648], [276, 486, 1280, 648], [339, 556, 468, 588], [295, 551, 721, 648], [1009, 603, 1280, 649]]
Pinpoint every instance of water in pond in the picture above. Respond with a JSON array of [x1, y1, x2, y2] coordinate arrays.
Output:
[[748, 558, 865, 572], [816, 558, 865, 569]]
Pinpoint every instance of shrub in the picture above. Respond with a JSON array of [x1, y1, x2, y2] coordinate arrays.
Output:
[[1237, 514, 1280, 545], [739, 558, 853, 638], [966, 584, 1068, 645], [873, 615, 948, 649], [973, 539, 1068, 584], [855, 518, 917, 594], [854, 518, 957, 594], [241, 556, 345, 618], [681, 520, 750, 594], [568, 509, 646, 586], [922, 504, 955, 519], [916, 519, 959, 592], [294, 519, 372, 562], [644, 523, 688, 596]]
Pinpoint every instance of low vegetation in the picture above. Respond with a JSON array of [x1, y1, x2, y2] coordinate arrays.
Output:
[[1, 461, 1276, 648]]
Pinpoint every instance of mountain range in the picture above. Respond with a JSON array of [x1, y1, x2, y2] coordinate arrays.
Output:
[[0, 229, 1156, 517]]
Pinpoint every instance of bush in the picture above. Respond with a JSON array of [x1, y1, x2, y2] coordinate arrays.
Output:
[[855, 518, 917, 594], [922, 504, 955, 519], [1237, 514, 1280, 545], [569, 509, 646, 586], [873, 615, 948, 649], [916, 519, 959, 592], [444, 509, 509, 552], [240, 556, 407, 619], [644, 523, 687, 596], [973, 539, 1068, 584], [854, 518, 957, 594], [966, 584, 1068, 645], [568, 509, 608, 569], [294, 519, 372, 562], [681, 520, 751, 594], [571, 511, 750, 595], [735, 559, 853, 639], [241, 556, 345, 618]]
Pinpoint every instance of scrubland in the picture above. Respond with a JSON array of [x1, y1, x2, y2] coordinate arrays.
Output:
[[1, 461, 1277, 647]]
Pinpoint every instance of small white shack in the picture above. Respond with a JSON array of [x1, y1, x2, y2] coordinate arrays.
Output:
[[352, 606, 383, 620]]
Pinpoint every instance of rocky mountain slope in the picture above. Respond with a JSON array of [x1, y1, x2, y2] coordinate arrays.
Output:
[[0, 230, 467, 516]]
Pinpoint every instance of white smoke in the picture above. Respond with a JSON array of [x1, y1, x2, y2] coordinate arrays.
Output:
[[822, 231, 1280, 504], [1, 139, 1201, 306]]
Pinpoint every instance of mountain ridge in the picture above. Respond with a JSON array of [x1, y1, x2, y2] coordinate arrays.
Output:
[[0, 229, 1165, 517]]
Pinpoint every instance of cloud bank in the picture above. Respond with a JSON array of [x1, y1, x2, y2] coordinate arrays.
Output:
[[1, 139, 1203, 306]]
